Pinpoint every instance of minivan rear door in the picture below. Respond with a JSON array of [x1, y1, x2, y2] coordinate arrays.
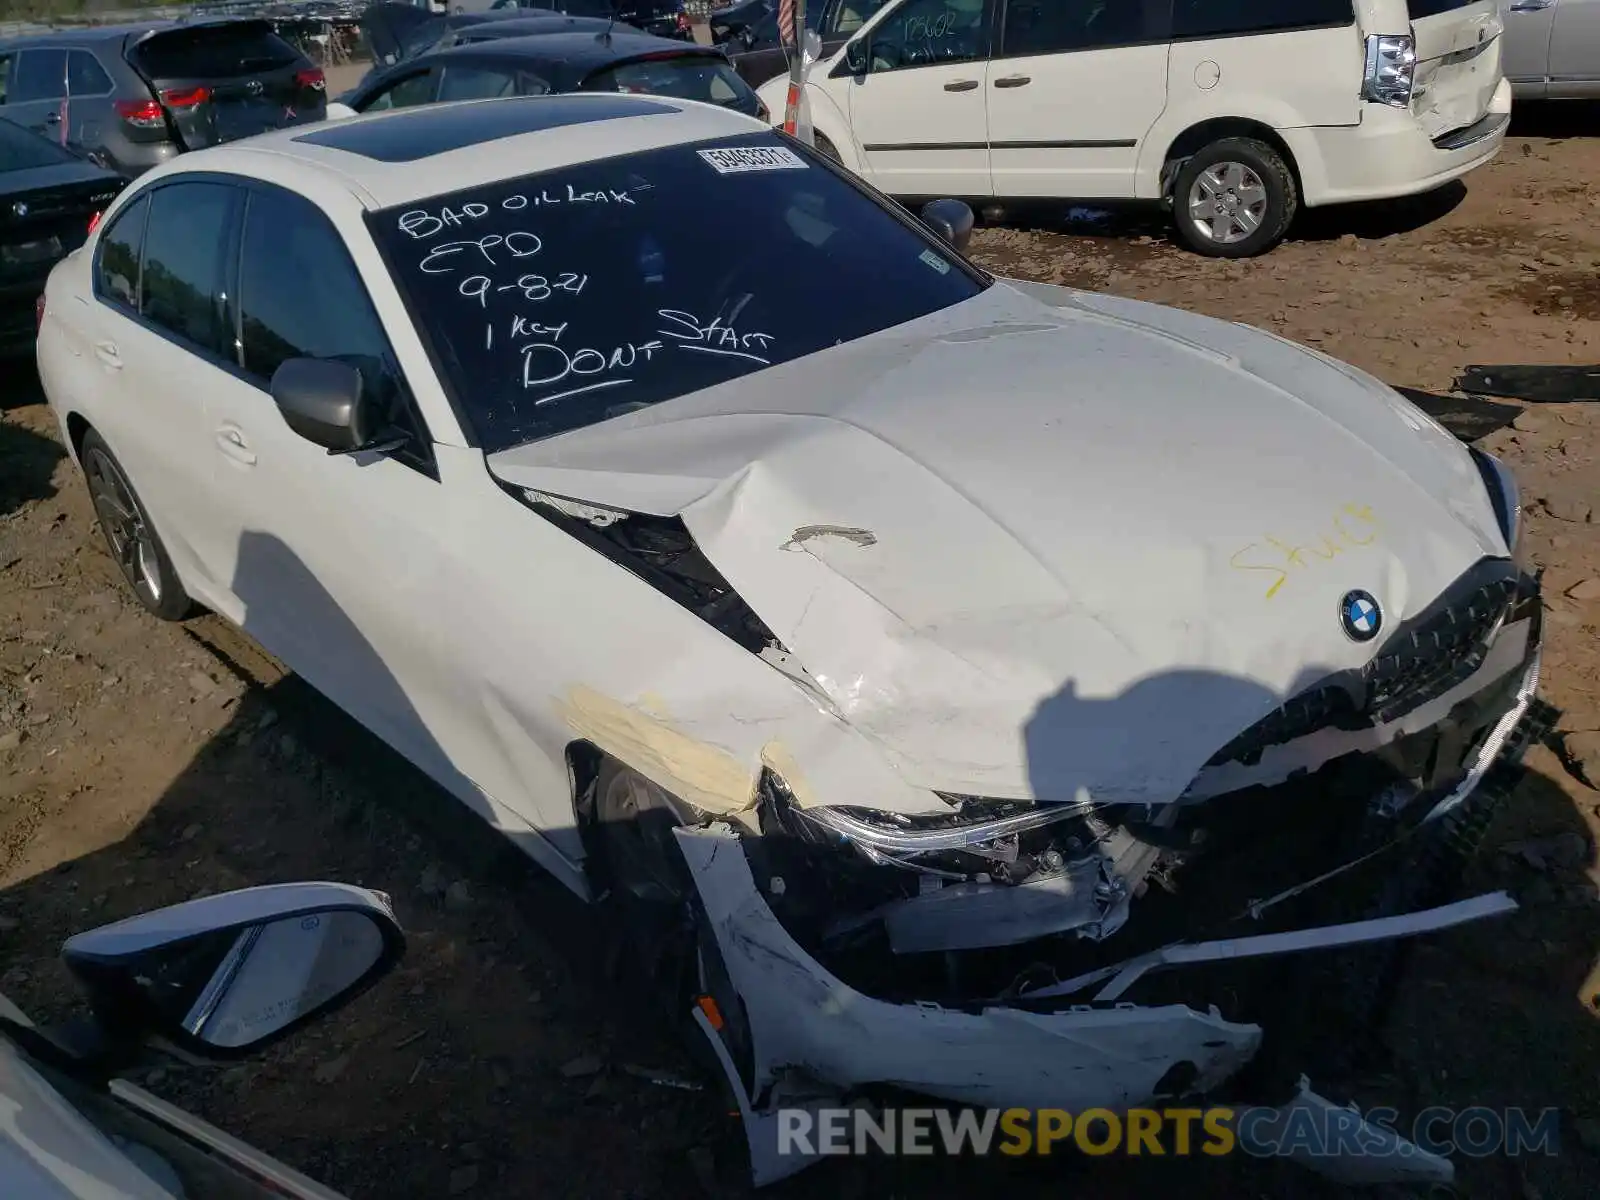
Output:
[[1405, 0, 1504, 138], [124, 20, 324, 151]]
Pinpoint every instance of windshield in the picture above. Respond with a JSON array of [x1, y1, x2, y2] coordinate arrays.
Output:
[[370, 133, 985, 452], [0, 117, 78, 172], [583, 56, 760, 115]]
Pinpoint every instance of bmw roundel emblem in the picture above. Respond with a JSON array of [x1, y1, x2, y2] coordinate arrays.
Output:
[[1340, 589, 1383, 642]]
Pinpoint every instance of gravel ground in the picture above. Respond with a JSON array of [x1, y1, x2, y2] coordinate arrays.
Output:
[[3, 97, 1600, 1199]]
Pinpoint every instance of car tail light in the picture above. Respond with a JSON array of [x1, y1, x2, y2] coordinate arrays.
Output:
[[35, 294, 46, 333], [114, 98, 166, 128], [1362, 34, 1416, 108], [87, 210, 103, 235], [295, 68, 326, 91], [160, 86, 211, 109]]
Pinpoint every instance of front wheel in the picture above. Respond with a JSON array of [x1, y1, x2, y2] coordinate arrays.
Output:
[[1171, 137, 1297, 258], [588, 761, 754, 1089]]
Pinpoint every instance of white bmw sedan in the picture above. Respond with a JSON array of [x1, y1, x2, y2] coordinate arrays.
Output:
[[38, 94, 1547, 1182]]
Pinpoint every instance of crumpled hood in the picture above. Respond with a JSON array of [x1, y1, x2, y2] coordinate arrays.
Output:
[[488, 281, 1507, 803]]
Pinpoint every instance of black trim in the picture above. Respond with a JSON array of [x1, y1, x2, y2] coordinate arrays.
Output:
[[1431, 111, 1508, 152], [993, 138, 1136, 150], [862, 139, 1136, 151]]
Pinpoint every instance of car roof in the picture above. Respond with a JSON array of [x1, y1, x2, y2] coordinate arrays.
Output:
[[173, 94, 762, 210], [436, 29, 723, 72]]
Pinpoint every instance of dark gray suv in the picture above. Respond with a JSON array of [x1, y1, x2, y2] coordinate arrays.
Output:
[[0, 18, 327, 178]]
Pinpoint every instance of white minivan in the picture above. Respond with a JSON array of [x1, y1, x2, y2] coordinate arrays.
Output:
[[759, 0, 1513, 256]]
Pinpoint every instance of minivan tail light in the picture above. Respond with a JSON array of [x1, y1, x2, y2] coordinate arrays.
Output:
[[160, 85, 212, 109], [1362, 34, 1416, 108], [295, 68, 326, 91], [114, 98, 165, 128]]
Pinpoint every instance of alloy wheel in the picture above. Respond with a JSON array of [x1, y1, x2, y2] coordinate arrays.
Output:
[[1187, 160, 1270, 245], [85, 447, 162, 606]]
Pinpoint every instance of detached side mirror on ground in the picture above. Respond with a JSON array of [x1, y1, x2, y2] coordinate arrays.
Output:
[[62, 882, 405, 1060], [919, 198, 975, 253]]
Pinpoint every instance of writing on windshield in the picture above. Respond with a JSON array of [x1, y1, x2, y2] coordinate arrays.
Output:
[[373, 135, 985, 452]]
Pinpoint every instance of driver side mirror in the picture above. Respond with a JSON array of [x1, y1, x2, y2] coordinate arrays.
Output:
[[919, 198, 975, 253], [835, 37, 869, 77], [62, 882, 405, 1061], [270, 357, 395, 456]]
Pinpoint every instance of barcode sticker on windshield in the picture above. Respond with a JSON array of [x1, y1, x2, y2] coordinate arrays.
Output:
[[698, 146, 809, 174]]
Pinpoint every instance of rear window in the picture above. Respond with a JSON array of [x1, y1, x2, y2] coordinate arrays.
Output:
[[370, 133, 986, 452], [129, 22, 300, 80], [584, 56, 757, 114], [1172, 0, 1355, 40], [0, 117, 78, 172]]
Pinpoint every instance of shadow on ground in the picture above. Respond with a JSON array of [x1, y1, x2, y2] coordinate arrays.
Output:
[[986, 180, 1466, 252]]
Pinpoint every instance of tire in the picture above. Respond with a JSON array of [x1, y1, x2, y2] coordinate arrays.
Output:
[[812, 132, 841, 164], [79, 429, 193, 621], [588, 760, 754, 1088], [1170, 136, 1297, 258]]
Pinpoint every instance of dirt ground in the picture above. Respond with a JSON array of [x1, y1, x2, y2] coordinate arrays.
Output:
[[4, 97, 1600, 1200]]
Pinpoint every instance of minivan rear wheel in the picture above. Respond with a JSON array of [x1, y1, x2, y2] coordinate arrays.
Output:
[[1171, 137, 1297, 258]]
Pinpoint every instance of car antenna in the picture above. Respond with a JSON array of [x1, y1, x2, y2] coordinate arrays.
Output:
[[598, 0, 617, 43]]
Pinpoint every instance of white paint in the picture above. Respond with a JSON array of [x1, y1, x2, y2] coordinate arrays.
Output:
[[676, 823, 1263, 1111], [759, 0, 1509, 208]]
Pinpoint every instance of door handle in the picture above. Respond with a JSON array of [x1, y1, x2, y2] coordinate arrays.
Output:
[[1509, 0, 1552, 10], [215, 426, 257, 467], [943, 79, 979, 92], [92, 340, 121, 369], [43, 110, 60, 124], [993, 74, 1031, 88]]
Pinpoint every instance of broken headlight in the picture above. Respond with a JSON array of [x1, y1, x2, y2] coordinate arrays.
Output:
[[772, 780, 1107, 885]]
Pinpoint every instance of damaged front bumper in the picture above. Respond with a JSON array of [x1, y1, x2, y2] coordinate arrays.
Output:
[[675, 634, 1555, 1186]]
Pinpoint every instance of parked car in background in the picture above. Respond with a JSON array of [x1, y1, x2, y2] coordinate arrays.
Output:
[[361, 0, 680, 70], [1501, 0, 1599, 98], [759, 0, 1513, 257], [0, 118, 123, 354], [0, 19, 327, 179], [1, 882, 403, 1199], [330, 31, 765, 118], [724, 0, 888, 87]]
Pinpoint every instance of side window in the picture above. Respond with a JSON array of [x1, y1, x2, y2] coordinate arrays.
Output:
[[0, 53, 14, 105], [363, 69, 437, 111], [1172, 0, 1355, 41], [866, 0, 989, 72], [236, 188, 427, 461], [436, 64, 518, 102], [10, 48, 68, 104], [1001, 0, 1157, 57], [140, 182, 239, 355], [67, 50, 114, 96], [826, 0, 891, 37], [95, 194, 149, 312]]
